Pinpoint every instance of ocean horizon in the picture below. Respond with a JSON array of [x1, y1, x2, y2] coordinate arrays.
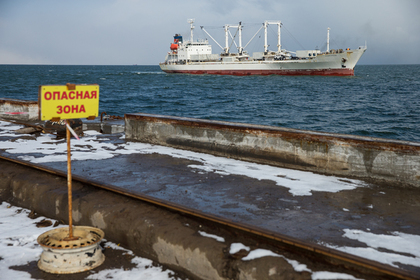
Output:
[[1, 64, 419, 142]]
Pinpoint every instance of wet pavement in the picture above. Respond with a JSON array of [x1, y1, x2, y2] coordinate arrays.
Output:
[[43, 150, 419, 243], [1, 119, 420, 274]]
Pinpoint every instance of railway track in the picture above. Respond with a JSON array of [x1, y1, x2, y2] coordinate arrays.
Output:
[[0, 153, 418, 280]]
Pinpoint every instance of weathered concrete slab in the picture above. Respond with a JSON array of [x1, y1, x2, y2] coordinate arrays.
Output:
[[0, 159, 338, 280], [125, 113, 420, 188], [1, 119, 419, 278], [0, 98, 38, 121]]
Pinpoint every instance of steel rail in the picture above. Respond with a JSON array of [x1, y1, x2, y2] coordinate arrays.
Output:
[[0, 154, 418, 280]]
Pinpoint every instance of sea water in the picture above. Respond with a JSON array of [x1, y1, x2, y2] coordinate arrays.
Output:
[[1, 64, 419, 142]]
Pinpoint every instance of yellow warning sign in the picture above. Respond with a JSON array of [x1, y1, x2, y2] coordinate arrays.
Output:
[[39, 84, 99, 121]]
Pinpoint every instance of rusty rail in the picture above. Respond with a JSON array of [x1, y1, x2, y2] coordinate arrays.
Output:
[[100, 112, 123, 122]]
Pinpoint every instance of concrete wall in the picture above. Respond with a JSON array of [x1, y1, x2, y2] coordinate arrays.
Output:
[[0, 158, 319, 280], [0, 98, 124, 134], [0, 98, 39, 121], [125, 113, 420, 188]]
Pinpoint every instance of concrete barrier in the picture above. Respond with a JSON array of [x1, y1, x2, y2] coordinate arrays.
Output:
[[0, 98, 125, 134], [0, 98, 39, 121], [0, 158, 318, 280], [125, 113, 420, 188]]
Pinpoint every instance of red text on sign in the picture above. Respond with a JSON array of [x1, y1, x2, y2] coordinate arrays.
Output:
[[44, 91, 97, 101], [56, 105, 86, 114]]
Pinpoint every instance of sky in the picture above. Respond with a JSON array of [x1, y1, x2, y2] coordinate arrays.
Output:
[[0, 0, 419, 65]]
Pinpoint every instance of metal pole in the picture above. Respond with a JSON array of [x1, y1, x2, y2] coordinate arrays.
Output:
[[327, 27, 330, 52], [224, 24, 229, 54], [238, 22, 242, 54], [66, 120, 73, 239], [188, 19, 194, 42], [278, 22, 281, 52], [264, 21, 268, 53]]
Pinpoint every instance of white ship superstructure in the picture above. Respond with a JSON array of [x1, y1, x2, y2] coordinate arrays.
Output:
[[159, 19, 366, 76]]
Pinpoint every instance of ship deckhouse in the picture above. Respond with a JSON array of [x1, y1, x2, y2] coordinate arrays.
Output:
[[177, 40, 212, 61]]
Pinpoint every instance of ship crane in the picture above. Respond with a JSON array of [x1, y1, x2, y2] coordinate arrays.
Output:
[[201, 23, 244, 55], [200, 26, 224, 51], [201, 23, 265, 55], [225, 22, 243, 54], [264, 21, 282, 54]]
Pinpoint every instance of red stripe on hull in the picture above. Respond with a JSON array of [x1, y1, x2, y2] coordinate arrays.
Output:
[[162, 68, 354, 76]]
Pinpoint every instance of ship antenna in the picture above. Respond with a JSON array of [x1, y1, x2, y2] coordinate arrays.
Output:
[[188, 19, 195, 42]]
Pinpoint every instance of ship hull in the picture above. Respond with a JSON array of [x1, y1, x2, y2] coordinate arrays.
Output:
[[160, 48, 366, 76], [160, 67, 354, 76]]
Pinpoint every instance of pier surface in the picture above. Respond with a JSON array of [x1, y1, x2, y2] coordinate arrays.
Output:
[[1, 118, 419, 279]]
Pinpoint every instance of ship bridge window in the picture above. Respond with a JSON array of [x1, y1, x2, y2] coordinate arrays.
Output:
[[308, 53, 311, 57]]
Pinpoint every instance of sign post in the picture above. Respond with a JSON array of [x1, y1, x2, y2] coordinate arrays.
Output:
[[37, 84, 104, 274], [38, 83, 99, 239], [66, 122, 74, 239]]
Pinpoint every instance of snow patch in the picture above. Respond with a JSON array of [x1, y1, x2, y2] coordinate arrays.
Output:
[[198, 231, 225, 242], [0, 122, 365, 196]]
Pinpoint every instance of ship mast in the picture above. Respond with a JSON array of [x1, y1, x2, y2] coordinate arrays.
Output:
[[264, 22, 268, 53], [224, 24, 229, 54], [188, 19, 195, 42], [223, 22, 243, 54], [238, 22, 243, 54], [327, 27, 330, 52], [264, 21, 282, 53]]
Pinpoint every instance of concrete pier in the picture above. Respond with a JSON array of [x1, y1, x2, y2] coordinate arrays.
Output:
[[0, 158, 347, 280], [1, 101, 420, 279], [2, 98, 419, 188], [0, 98, 38, 121], [125, 113, 420, 188], [1, 157, 416, 280]]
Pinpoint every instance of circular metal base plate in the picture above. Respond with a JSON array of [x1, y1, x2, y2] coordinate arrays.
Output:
[[37, 226, 105, 274]]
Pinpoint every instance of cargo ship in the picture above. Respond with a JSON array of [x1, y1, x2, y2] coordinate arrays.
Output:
[[159, 19, 366, 76]]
